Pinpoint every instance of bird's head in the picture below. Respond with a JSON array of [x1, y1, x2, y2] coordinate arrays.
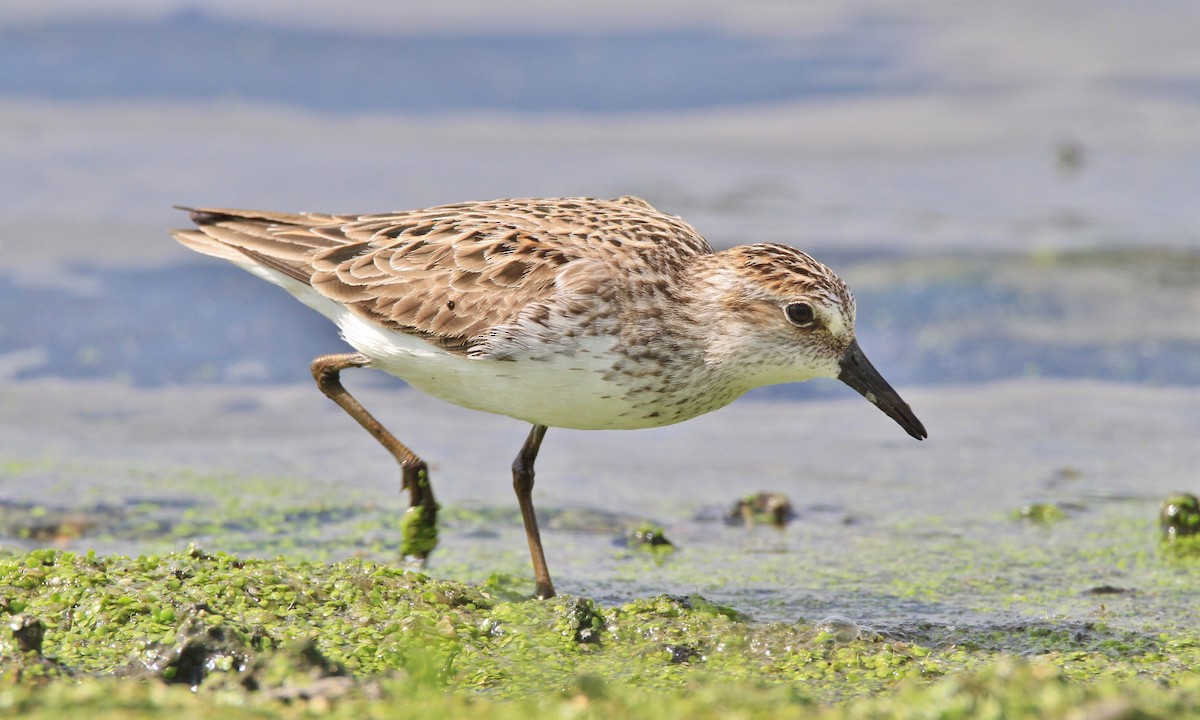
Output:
[[698, 243, 926, 440]]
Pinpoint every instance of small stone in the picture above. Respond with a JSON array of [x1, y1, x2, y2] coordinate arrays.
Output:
[[630, 523, 673, 548], [1013, 503, 1067, 523], [726, 492, 796, 528], [9, 615, 45, 654]]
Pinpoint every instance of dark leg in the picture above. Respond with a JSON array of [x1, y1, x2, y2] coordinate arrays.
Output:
[[311, 353, 438, 561], [513, 424, 554, 599]]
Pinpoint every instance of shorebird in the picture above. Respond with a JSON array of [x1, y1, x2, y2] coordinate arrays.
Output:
[[172, 196, 926, 598]]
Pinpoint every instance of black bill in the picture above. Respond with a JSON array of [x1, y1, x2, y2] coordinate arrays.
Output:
[[837, 339, 927, 440]]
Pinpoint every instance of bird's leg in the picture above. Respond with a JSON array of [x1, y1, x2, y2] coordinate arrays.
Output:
[[513, 424, 555, 599], [311, 352, 438, 562]]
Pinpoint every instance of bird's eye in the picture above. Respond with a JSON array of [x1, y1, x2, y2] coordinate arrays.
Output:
[[784, 302, 815, 327]]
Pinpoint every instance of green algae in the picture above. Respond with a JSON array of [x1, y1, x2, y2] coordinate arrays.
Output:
[[1, 548, 1199, 718]]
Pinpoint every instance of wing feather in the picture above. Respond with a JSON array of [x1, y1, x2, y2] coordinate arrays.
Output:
[[171, 197, 713, 356]]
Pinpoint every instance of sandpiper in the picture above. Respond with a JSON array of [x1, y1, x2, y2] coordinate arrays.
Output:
[[173, 196, 926, 598]]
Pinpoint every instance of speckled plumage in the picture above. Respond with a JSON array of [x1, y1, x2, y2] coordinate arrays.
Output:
[[173, 195, 925, 598]]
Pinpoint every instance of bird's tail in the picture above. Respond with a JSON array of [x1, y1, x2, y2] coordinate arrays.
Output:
[[170, 206, 348, 284]]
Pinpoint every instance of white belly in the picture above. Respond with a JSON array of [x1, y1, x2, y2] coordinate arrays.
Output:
[[342, 308, 673, 429], [249, 265, 734, 430]]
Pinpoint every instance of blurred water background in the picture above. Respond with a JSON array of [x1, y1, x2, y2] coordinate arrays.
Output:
[[2, 1, 1199, 388]]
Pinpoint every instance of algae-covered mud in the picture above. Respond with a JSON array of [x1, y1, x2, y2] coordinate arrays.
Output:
[[3, 548, 1200, 718]]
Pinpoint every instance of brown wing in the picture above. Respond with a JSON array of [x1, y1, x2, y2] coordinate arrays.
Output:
[[173, 197, 712, 355]]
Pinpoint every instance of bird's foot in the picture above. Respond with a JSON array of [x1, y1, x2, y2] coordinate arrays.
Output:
[[399, 461, 439, 560]]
